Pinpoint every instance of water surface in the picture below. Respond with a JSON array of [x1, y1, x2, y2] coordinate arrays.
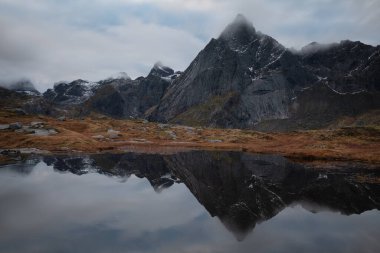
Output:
[[0, 151, 379, 253]]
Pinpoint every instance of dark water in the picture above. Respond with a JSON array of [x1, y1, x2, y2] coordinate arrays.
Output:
[[0, 151, 379, 253]]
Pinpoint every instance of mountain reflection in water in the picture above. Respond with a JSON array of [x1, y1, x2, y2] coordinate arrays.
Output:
[[0, 150, 379, 252]]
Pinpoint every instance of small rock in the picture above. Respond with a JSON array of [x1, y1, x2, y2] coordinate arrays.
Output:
[[142, 120, 149, 124], [9, 122, 23, 130], [57, 116, 66, 121], [208, 139, 223, 143], [158, 123, 168, 129], [165, 130, 177, 139], [18, 148, 50, 154], [30, 121, 44, 128], [92, 135, 105, 140], [48, 129, 58, 135], [107, 129, 121, 139], [0, 124, 10, 130], [32, 129, 57, 136]]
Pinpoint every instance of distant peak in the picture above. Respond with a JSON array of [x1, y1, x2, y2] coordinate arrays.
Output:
[[112, 72, 131, 80], [149, 62, 174, 77], [153, 61, 165, 69]]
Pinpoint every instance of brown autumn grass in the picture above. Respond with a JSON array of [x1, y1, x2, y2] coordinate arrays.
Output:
[[0, 110, 379, 164]]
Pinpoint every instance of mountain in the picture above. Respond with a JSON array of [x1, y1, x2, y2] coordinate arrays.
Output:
[[1, 14, 379, 131], [86, 62, 177, 118], [148, 14, 380, 130], [40, 62, 178, 118], [0, 79, 40, 96], [43, 79, 97, 105], [148, 14, 317, 127]]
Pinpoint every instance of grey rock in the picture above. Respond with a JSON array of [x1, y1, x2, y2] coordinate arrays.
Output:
[[30, 121, 44, 128], [0, 124, 10, 130], [9, 122, 23, 130], [57, 116, 66, 121], [208, 139, 223, 143], [107, 129, 121, 139], [32, 129, 58, 136], [92, 135, 105, 140], [165, 130, 177, 139]]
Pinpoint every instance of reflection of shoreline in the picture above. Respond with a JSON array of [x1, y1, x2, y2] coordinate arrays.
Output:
[[4, 150, 380, 241]]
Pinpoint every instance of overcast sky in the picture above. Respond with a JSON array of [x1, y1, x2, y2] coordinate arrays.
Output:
[[1, 0, 379, 91]]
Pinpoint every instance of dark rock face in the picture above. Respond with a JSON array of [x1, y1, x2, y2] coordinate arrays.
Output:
[[87, 64, 174, 118], [40, 64, 176, 118], [19, 151, 379, 241], [43, 79, 96, 105], [149, 15, 380, 129], [149, 15, 316, 127], [301, 40, 380, 92]]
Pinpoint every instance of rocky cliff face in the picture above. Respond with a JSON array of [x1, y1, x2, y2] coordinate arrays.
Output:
[[149, 14, 317, 128], [301, 40, 380, 93]]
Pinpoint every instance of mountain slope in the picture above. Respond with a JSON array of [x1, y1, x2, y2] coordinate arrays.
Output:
[[149, 15, 317, 128]]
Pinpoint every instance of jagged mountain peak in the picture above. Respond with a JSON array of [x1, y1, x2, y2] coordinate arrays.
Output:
[[149, 61, 174, 77], [218, 14, 285, 55], [219, 14, 257, 44], [110, 72, 131, 80]]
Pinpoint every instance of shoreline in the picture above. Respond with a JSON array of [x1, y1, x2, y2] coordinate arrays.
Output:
[[1, 110, 379, 165]]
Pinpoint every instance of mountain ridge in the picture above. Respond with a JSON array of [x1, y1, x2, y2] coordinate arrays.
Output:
[[1, 14, 379, 131]]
